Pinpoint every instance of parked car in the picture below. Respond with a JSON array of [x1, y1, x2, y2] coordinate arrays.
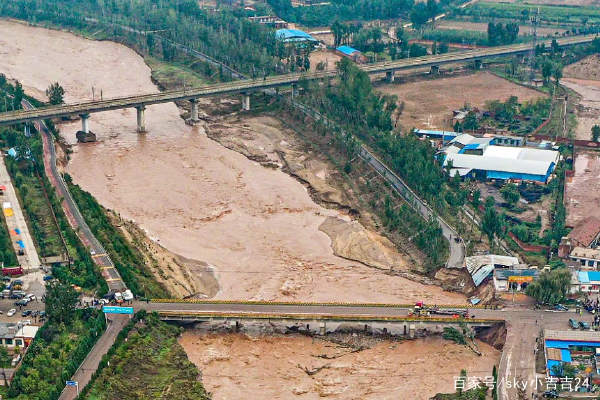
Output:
[[2, 276, 10, 282], [90, 248, 96, 256], [42, 275, 54, 281], [19, 320, 31, 325], [99, 298, 109, 305], [21, 310, 31, 317], [555, 304, 569, 312], [569, 319, 579, 329], [7, 309, 16, 317], [39, 311, 46, 318], [25, 294, 36, 301], [14, 299, 28, 307], [544, 390, 559, 398], [580, 321, 591, 330]]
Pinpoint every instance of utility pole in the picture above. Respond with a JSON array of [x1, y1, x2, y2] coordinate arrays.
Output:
[[528, 7, 539, 83]]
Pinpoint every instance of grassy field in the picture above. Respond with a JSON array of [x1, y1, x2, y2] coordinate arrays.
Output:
[[82, 313, 210, 400], [146, 56, 209, 91], [9, 167, 66, 258], [471, 2, 600, 24]]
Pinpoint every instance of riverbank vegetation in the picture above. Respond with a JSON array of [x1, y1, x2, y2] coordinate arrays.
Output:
[[66, 178, 169, 298], [8, 301, 106, 400], [80, 312, 210, 400]]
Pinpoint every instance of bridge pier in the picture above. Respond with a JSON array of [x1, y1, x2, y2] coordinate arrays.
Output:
[[136, 105, 146, 133], [430, 65, 440, 75], [241, 93, 251, 111], [516, 53, 526, 64], [80, 114, 90, 134], [385, 70, 395, 83], [190, 99, 199, 121], [474, 59, 483, 70], [291, 83, 298, 99]]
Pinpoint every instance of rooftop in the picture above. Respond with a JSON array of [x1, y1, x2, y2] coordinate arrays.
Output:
[[444, 153, 555, 177], [570, 247, 600, 260], [567, 217, 600, 247], [577, 271, 600, 284], [483, 145, 559, 164], [276, 29, 317, 42], [465, 255, 519, 286], [545, 329, 600, 342], [495, 268, 539, 280], [16, 325, 39, 339], [336, 45, 361, 55]]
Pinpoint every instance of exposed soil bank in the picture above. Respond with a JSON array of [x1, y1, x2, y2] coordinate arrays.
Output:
[[563, 55, 600, 142], [0, 20, 466, 304], [180, 330, 501, 400]]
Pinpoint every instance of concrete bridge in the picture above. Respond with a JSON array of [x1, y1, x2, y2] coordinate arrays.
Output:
[[138, 300, 502, 337], [0, 34, 595, 133]]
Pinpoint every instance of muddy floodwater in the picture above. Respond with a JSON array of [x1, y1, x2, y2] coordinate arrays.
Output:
[[180, 331, 501, 400], [0, 20, 466, 304]]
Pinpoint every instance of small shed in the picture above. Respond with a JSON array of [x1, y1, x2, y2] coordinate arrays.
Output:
[[335, 45, 367, 64]]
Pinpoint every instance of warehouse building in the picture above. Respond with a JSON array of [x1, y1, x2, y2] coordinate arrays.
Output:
[[441, 134, 559, 183], [276, 29, 317, 43]]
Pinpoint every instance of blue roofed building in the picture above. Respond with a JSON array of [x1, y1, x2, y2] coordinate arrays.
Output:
[[570, 270, 600, 294], [335, 45, 367, 63], [440, 133, 560, 183], [544, 330, 600, 382], [276, 29, 317, 43]]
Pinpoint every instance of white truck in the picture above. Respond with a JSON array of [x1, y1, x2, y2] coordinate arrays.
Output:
[[122, 290, 134, 302]]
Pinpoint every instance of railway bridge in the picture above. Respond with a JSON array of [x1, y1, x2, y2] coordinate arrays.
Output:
[[0, 34, 595, 133]]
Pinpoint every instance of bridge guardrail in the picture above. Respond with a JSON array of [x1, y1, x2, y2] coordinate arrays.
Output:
[[150, 298, 491, 309], [155, 310, 504, 323]]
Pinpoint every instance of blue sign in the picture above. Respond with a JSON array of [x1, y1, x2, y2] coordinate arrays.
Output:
[[102, 306, 134, 315], [66, 381, 77, 386]]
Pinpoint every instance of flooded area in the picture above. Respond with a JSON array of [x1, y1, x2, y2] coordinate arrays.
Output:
[[563, 55, 600, 141], [180, 330, 501, 400], [563, 56, 600, 226], [0, 20, 466, 304]]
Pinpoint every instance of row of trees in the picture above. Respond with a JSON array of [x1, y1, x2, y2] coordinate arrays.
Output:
[[487, 22, 519, 46], [0, 0, 289, 77]]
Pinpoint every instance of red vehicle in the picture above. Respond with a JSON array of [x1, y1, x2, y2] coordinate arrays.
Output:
[[2, 267, 24, 276]]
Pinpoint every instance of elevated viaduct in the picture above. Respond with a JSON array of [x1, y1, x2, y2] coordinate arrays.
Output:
[[0, 34, 596, 133]]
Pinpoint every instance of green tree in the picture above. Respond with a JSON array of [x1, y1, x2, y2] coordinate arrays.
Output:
[[472, 189, 481, 210], [45, 82, 65, 105], [12, 80, 24, 110], [44, 281, 80, 324], [0, 346, 10, 386], [552, 64, 563, 86], [525, 268, 571, 304], [500, 183, 520, 208], [592, 125, 600, 142], [542, 59, 553, 83]]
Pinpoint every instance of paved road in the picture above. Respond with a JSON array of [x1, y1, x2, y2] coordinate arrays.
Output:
[[0, 156, 42, 272], [358, 147, 465, 268], [58, 314, 129, 400], [22, 100, 126, 292]]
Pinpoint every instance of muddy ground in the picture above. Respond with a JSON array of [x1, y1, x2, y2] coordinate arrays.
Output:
[[181, 329, 500, 400], [563, 56, 600, 226], [563, 55, 600, 141], [376, 71, 546, 131]]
